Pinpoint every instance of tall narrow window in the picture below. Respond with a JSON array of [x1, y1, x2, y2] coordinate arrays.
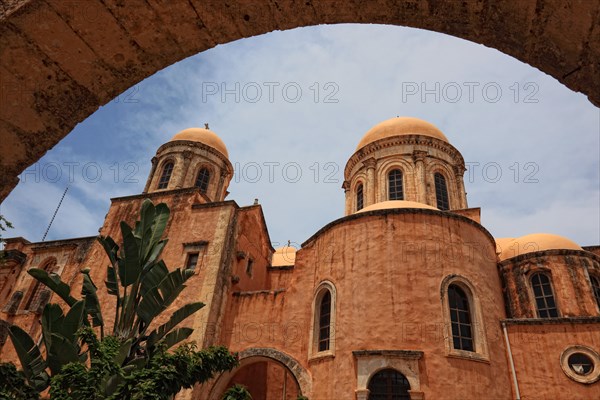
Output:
[[318, 291, 331, 351], [367, 369, 411, 400], [356, 183, 364, 211], [434, 172, 449, 210], [591, 275, 600, 310], [448, 284, 474, 352], [531, 273, 559, 318], [388, 169, 404, 200], [157, 162, 174, 189], [195, 168, 210, 194]]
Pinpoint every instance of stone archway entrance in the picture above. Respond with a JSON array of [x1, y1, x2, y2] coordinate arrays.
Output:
[[203, 348, 311, 400], [1, 1, 599, 201]]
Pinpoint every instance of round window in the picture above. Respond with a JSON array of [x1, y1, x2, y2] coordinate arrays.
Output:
[[560, 346, 600, 384], [568, 353, 594, 376]]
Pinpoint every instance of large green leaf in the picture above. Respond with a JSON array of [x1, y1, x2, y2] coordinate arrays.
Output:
[[136, 268, 191, 324], [81, 271, 104, 327], [59, 300, 85, 342], [119, 222, 142, 286], [41, 303, 64, 352], [159, 327, 194, 350], [140, 260, 168, 296], [145, 202, 170, 260], [105, 265, 119, 296], [46, 333, 80, 375], [142, 239, 168, 273], [28, 269, 77, 307], [7, 325, 48, 391], [147, 302, 204, 348], [98, 235, 119, 268]]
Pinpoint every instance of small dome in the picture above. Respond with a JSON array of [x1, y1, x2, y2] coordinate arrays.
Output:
[[356, 117, 448, 151], [272, 246, 296, 267], [356, 200, 438, 213], [497, 233, 583, 261], [170, 127, 229, 158]]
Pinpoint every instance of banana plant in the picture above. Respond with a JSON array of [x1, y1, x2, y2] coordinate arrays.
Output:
[[6, 199, 207, 392]]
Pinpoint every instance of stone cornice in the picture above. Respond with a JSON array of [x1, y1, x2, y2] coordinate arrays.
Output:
[[498, 249, 600, 268], [111, 187, 202, 202], [345, 134, 465, 179], [353, 349, 424, 359], [155, 140, 233, 172], [28, 236, 97, 251], [502, 316, 600, 326], [301, 207, 495, 249]]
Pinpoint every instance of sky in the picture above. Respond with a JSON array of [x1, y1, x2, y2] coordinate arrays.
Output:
[[1, 24, 599, 249]]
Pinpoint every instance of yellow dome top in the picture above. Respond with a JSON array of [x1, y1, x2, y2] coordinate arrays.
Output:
[[356, 117, 448, 151], [272, 246, 296, 267], [170, 127, 229, 158], [497, 233, 583, 261], [356, 200, 438, 213]]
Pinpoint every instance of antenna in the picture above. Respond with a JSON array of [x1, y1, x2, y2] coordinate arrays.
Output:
[[42, 185, 69, 242]]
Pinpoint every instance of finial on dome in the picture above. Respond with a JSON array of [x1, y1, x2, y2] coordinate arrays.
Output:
[[204, 123, 209, 130]]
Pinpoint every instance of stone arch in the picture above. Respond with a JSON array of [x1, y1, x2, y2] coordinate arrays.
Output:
[[376, 158, 414, 203], [1, 1, 599, 200], [205, 347, 312, 399]]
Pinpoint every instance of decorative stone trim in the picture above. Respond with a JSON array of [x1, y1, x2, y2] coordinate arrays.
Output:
[[498, 249, 600, 266], [302, 207, 495, 248], [308, 280, 337, 360], [559, 345, 600, 384], [353, 349, 424, 400], [501, 316, 600, 325], [440, 274, 490, 362], [206, 347, 312, 399]]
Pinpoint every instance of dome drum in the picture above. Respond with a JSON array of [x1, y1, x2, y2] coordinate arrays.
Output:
[[344, 118, 467, 214]]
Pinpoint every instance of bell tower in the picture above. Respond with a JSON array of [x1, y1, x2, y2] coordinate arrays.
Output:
[[144, 126, 234, 202]]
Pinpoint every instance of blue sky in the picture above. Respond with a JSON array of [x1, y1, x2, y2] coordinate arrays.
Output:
[[1, 24, 599, 248]]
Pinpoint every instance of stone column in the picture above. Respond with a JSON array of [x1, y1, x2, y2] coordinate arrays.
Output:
[[176, 150, 193, 189], [412, 151, 427, 204], [215, 169, 229, 202], [454, 165, 468, 209], [355, 389, 370, 400], [342, 180, 351, 215], [363, 158, 377, 207], [143, 156, 158, 193]]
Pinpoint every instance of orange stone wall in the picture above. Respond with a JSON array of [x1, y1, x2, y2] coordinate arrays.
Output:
[[506, 322, 600, 400], [500, 252, 600, 318], [215, 208, 514, 399]]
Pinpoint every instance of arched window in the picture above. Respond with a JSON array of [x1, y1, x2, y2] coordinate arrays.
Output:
[[367, 369, 411, 400], [195, 167, 211, 194], [531, 272, 559, 318], [356, 183, 364, 211], [310, 281, 336, 358], [388, 169, 404, 200], [434, 172, 449, 210], [318, 291, 331, 352], [157, 161, 174, 189], [26, 259, 57, 313], [591, 275, 600, 310], [448, 284, 474, 352]]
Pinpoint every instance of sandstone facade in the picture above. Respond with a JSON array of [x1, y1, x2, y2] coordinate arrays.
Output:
[[1, 119, 599, 399]]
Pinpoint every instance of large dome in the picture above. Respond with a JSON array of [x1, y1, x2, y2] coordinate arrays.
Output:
[[497, 233, 583, 261], [356, 117, 448, 151], [170, 127, 229, 158]]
